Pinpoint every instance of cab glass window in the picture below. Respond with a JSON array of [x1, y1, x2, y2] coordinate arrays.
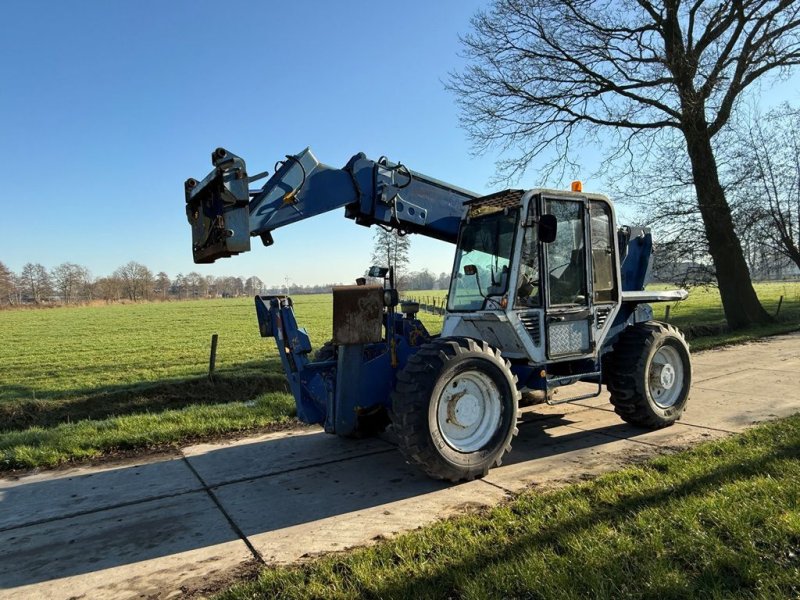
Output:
[[448, 211, 518, 311], [515, 205, 541, 308], [590, 201, 617, 303], [545, 199, 588, 306]]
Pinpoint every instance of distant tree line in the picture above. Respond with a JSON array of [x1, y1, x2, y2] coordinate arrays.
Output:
[[401, 269, 451, 291], [0, 260, 275, 306], [0, 259, 453, 308]]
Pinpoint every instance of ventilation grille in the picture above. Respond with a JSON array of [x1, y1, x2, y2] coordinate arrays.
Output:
[[519, 312, 542, 345], [466, 189, 525, 217], [596, 308, 612, 329]]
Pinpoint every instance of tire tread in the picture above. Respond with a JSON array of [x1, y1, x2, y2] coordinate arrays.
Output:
[[606, 321, 691, 429], [392, 336, 520, 481]]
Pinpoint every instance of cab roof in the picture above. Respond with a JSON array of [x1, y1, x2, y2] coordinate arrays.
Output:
[[465, 188, 611, 218]]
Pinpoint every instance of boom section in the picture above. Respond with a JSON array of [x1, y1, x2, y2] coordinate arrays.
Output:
[[185, 147, 478, 263]]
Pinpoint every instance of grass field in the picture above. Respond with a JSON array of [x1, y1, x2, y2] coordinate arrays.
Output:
[[1, 282, 798, 471], [220, 414, 800, 600], [0, 295, 444, 470]]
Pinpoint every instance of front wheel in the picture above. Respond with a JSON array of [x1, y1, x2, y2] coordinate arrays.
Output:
[[391, 337, 520, 482], [606, 321, 692, 428]]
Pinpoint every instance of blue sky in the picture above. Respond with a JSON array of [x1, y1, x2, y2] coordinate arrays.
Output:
[[1, 1, 798, 287]]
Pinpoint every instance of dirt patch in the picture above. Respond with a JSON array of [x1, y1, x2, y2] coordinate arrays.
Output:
[[174, 558, 263, 599], [684, 323, 728, 340]]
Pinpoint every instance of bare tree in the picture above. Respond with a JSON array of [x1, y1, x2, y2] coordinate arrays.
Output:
[[205, 275, 217, 298], [0, 261, 16, 305], [245, 276, 264, 296], [185, 271, 204, 298], [451, 0, 800, 328], [218, 276, 244, 297], [51, 262, 90, 304], [154, 272, 171, 299], [172, 273, 186, 299], [371, 228, 411, 283], [20, 263, 52, 303], [610, 108, 767, 284], [94, 276, 122, 302], [114, 261, 153, 301], [737, 103, 800, 270]]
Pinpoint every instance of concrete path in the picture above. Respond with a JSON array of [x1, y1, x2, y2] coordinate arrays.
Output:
[[2, 332, 798, 599]]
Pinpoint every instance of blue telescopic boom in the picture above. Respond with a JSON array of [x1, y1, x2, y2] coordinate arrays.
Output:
[[185, 147, 478, 263]]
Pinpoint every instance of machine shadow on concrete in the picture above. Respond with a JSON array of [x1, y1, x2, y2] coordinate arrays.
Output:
[[0, 409, 653, 589]]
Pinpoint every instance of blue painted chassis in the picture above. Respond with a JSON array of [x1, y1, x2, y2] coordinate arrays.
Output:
[[187, 148, 660, 437], [253, 227, 656, 436], [255, 295, 433, 436]]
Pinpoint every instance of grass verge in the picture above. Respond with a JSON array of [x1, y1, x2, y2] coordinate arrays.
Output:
[[0, 392, 296, 471], [686, 320, 800, 351], [221, 414, 800, 600], [0, 372, 289, 432]]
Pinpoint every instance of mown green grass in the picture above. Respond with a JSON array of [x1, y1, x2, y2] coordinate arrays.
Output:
[[0, 297, 328, 401], [649, 281, 800, 350], [0, 283, 797, 471], [221, 415, 800, 600], [0, 295, 444, 470], [1, 393, 295, 469]]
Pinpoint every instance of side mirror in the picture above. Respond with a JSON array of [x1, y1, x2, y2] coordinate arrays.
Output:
[[539, 214, 557, 244], [368, 265, 389, 278], [463, 264, 478, 276]]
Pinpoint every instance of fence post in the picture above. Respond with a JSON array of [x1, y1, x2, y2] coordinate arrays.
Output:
[[776, 295, 784, 317], [665, 305, 671, 321], [208, 333, 218, 380]]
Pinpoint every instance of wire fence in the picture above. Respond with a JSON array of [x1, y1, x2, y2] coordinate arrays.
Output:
[[404, 295, 448, 316]]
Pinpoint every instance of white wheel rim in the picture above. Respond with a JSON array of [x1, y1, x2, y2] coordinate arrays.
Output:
[[648, 345, 684, 408], [436, 370, 502, 453]]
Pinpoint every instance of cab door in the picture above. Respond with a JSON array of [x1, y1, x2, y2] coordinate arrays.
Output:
[[542, 196, 594, 360]]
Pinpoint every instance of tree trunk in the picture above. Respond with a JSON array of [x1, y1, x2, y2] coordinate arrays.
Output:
[[683, 119, 772, 329]]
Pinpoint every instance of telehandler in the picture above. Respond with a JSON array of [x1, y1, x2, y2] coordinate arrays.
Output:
[[185, 147, 690, 481]]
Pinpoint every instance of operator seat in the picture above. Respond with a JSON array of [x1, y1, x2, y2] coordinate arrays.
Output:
[[487, 265, 509, 296], [550, 248, 585, 304]]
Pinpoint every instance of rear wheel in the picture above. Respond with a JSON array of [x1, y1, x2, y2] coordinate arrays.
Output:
[[606, 321, 691, 428], [392, 337, 520, 481]]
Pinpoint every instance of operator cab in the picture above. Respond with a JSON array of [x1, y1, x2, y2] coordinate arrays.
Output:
[[443, 187, 621, 364]]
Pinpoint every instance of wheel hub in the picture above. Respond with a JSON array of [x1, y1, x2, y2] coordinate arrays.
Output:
[[447, 393, 481, 428], [437, 371, 503, 453], [652, 363, 676, 389], [648, 345, 685, 408]]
